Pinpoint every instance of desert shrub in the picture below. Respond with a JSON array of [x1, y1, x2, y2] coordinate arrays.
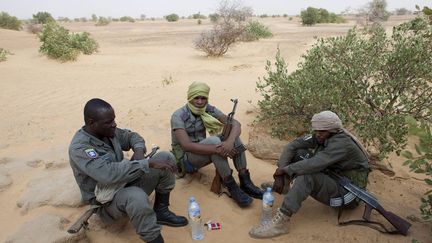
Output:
[[367, 0, 390, 24], [0, 12, 22, 30], [301, 7, 320, 25], [95, 17, 110, 26], [192, 13, 206, 19], [165, 14, 179, 22], [257, 17, 432, 159], [283, 14, 288, 18], [39, 22, 98, 62], [26, 23, 43, 34], [0, 48, 11, 62], [32, 11, 54, 24], [140, 14, 146, 20], [197, 19, 202, 25], [301, 7, 346, 25], [394, 8, 411, 15], [91, 14, 98, 22], [209, 13, 220, 23], [402, 118, 432, 221], [241, 20, 273, 41], [57, 17, 71, 22], [120, 16, 135, 22], [260, 14, 268, 18], [194, 0, 252, 56]]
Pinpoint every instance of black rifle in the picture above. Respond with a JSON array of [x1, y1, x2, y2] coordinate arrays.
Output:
[[67, 145, 160, 234], [210, 98, 247, 195], [328, 170, 411, 235]]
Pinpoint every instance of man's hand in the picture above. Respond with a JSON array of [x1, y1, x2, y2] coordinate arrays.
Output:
[[131, 148, 145, 161], [216, 141, 237, 158], [149, 159, 177, 173], [272, 167, 286, 194]]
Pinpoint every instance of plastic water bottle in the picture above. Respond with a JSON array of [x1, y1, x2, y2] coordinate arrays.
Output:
[[188, 197, 204, 240], [261, 187, 274, 225]]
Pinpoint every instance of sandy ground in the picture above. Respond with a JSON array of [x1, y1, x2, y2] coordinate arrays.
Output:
[[0, 16, 431, 242]]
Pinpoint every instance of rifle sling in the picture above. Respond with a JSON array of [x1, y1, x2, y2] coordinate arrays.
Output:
[[337, 207, 401, 234]]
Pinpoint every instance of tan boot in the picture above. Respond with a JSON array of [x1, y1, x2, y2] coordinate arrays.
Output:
[[249, 208, 290, 239]]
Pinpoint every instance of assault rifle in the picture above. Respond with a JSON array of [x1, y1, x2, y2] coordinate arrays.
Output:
[[67, 145, 160, 234], [210, 99, 247, 195], [328, 170, 411, 235]]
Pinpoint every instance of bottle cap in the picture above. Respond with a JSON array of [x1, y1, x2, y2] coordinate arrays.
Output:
[[189, 196, 196, 202], [266, 187, 272, 192]]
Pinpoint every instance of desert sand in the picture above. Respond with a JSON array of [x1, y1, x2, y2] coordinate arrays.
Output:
[[0, 16, 430, 242]]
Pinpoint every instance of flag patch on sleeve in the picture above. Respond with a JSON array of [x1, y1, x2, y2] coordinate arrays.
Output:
[[85, 148, 98, 158]]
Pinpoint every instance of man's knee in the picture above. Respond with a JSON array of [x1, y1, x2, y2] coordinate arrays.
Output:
[[118, 187, 152, 211], [152, 151, 176, 164], [205, 136, 221, 145]]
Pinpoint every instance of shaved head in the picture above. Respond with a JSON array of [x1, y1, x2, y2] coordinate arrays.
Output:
[[84, 98, 112, 124]]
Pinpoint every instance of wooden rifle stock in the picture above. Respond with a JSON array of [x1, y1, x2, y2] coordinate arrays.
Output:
[[67, 146, 160, 234], [363, 204, 411, 236]]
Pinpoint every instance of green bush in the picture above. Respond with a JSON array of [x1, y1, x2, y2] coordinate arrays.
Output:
[[0, 12, 22, 30], [301, 7, 346, 25], [38, 22, 98, 62], [192, 13, 206, 19], [165, 14, 179, 22], [209, 13, 220, 23], [257, 17, 432, 159], [402, 118, 432, 221], [95, 17, 110, 26], [242, 20, 273, 41], [0, 48, 11, 62], [32, 11, 54, 24], [120, 16, 135, 22]]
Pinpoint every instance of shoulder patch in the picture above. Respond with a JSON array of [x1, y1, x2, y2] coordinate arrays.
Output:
[[303, 134, 313, 141], [84, 148, 98, 158]]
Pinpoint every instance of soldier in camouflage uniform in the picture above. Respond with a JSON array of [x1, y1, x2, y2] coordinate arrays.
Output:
[[69, 98, 187, 243], [171, 81, 263, 207], [249, 111, 369, 239]]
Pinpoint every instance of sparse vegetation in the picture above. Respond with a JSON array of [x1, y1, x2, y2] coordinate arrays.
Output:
[[367, 0, 390, 23], [300, 7, 346, 25], [241, 20, 273, 41], [120, 16, 135, 22], [0, 12, 22, 30], [38, 22, 98, 62], [194, 0, 253, 56], [209, 13, 220, 23], [165, 13, 179, 22], [402, 118, 432, 222], [394, 8, 411, 15], [0, 48, 11, 62], [96, 17, 110, 26], [192, 12, 206, 19], [162, 75, 175, 86], [257, 17, 432, 159], [32, 11, 55, 24]]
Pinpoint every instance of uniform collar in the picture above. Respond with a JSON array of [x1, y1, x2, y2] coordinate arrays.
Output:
[[79, 127, 106, 147]]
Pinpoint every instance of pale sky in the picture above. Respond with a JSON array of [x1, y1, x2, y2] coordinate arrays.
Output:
[[0, 0, 430, 19]]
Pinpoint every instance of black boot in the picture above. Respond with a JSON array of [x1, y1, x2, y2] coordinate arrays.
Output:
[[153, 192, 188, 227], [147, 234, 164, 243], [239, 169, 264, 199], [223, 175, 253, 208]]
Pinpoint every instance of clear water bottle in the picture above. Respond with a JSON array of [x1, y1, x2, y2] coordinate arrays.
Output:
[[261, 187, 274, 225], [188, 197, 204, 240]]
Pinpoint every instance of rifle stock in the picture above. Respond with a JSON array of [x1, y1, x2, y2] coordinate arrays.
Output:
[[374, 205, 411, 236], [67, 207, 97, 234], [328, 170, 411, 235]]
